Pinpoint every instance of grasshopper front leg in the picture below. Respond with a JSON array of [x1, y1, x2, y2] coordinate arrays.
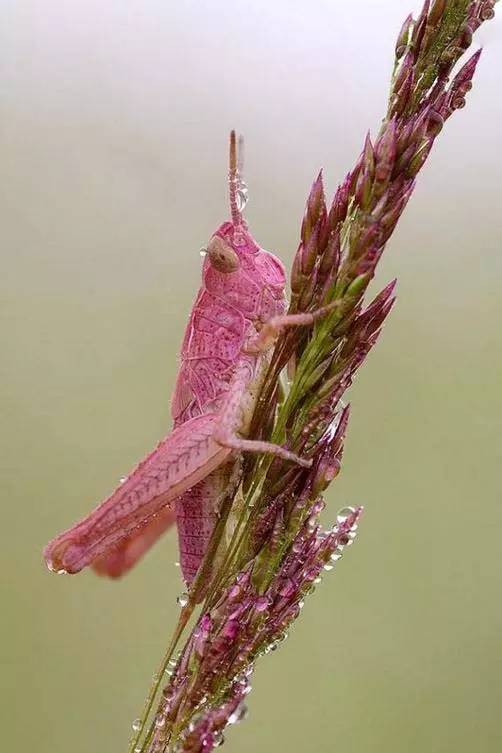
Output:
[[213, 303, 342, 461], [244, 300, 342, 354]]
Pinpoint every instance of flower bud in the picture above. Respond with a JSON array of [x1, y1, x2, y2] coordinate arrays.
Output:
[[428, 0, 446, 27], [395, 13, 413, 59]]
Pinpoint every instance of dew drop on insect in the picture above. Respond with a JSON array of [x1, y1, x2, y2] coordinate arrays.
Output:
[[134, 747, 142, 753], [330, 551, 342, 562], [46, 559, 67, 575], [132, 718, 142, 732], [120, 476, 127, 484], [236, 182, 249, 212], [323, 562, 334, 571], [177, 592, 189, 607], [174, 561, 180, 568], [314, 576, 322, 584], [199, 248, 207, 257]]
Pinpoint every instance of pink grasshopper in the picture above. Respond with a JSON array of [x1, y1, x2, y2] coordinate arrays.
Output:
[[44, 132, 334, 586]]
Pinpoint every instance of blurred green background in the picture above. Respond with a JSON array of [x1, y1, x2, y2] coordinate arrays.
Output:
[[1, 2, 501, 752]]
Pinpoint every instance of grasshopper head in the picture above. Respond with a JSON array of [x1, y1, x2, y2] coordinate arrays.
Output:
[[202, 131, 286, 293]]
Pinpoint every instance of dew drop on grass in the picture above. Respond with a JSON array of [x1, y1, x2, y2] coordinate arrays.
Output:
[[177, 592, 189, 607], [336, 506, 355, 524], [228, 703, 248, 725]]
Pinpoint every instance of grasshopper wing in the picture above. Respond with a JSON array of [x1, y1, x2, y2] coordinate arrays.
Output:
[[44, 413, 232, 575]]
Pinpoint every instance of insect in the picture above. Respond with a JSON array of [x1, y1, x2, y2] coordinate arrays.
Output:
[[44, 132, 334, 586]]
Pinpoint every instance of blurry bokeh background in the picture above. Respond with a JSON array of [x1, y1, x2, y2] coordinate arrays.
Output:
[[1, 2, 501, 751]]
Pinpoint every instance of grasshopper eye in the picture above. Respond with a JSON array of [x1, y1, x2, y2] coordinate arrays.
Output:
[[207, 236, 240, 273]]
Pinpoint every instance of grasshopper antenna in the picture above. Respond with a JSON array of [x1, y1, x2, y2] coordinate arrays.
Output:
[[229, 130, 241, 226], [229, 130, 248, 226]]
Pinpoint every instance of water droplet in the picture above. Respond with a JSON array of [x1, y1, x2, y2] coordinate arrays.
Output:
[[215, 732, 225, 747], [177, 592, 189, 607], [255, 596, 270, 612], [330, 551, 342, 562], [314, 576, 322, 584], [132, 718, 142, 732], [323, 563, 334, 571], [134, 746, 142, 753], [236, 182, 249, 212], [120, 476, 127, 484], [337, 506, 355, 524], [481, 7, 495, 20], [228, 702, 248, 725], [46, 560, 67, 575], [174, 561, 180, 568], [199, 247, 207, 257]]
